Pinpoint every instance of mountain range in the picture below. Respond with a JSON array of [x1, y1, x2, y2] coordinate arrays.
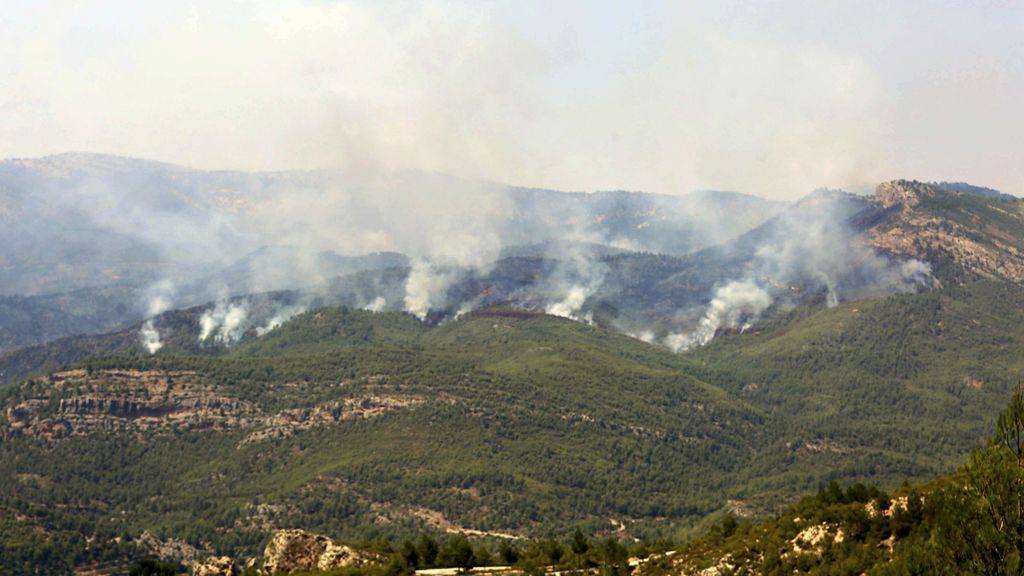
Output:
[[0, 154, 1022, 574]]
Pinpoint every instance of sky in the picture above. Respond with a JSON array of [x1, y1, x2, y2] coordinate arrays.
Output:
[[1, 0, 1022, 199]]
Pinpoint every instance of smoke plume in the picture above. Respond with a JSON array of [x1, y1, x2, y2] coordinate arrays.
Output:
[[138, 280, 176, 354], [363, 296, 387, 313], [256, 304, 308, 336], [662, 193, 933, 351], [198, 300, 249, 345], [665, 280, 773, 352]]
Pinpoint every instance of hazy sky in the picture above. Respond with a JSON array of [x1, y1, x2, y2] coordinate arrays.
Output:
[[2, 0, 1022, 198]]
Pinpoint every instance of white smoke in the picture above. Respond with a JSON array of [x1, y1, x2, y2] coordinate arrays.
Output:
[[362, 296, 387, 313], [138, 280, 176, 354], [899, 259, 932, 285], [545, 285, 591, 318], [255, 304, 307, 336], [628, 330, 656, 344], [404, 260, 462, 320], [546, 282, 601, 320], [388, 176, 511, 320], [665, 280, 773, 352], [538, 222, 610, 321], [140, 321, 163, 354], [198, 300, 250, 345], [819, 272, 839, 308], [691, 194, 932, 342]]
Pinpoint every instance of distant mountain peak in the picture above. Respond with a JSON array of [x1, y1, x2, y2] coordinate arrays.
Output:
[[872, 179, 942, 209], [2, 151, 184, 174], [932, 180, 1016, 200], [867, 180, 1024, 283], [873, 179, 1016, 211], [795, 187, 860, 208]]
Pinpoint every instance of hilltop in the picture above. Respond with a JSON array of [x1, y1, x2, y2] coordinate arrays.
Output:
[[636, 387, 1024, 575], [867, 179, 1024, 283]]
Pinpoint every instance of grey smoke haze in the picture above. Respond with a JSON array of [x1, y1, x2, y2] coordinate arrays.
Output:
[[663, 193, 933, 351], [2, 151, 938, 355], [2, 2, 1022, 198], [3, 1, 1011, 353]]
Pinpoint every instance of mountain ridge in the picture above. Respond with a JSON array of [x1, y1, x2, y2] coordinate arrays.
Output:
[[1, 156, 1023, 573]]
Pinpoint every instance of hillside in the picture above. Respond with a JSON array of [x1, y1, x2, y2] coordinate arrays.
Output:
[[104, 388, 1024, 575], [0, 308, 768, 571], [0, 153, 782, 354], [639, 388, 1024, 575], [867, 179, 1024, 283], [682, 279, 1024, 500], [1, 176, 1023, 574], [4, 156, 1015, 360], [1, 272, 1023, 573]]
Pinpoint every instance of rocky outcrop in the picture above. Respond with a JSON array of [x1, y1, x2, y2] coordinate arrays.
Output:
[[873, 180, 935, 210], [868, 180, 1024, 282], [239, 396, 424, 446], [137, 530, 209, 566], [262, 529, 378, 574], [192, 556, 235, 576], [788, 522, 844, 557], [59, 396, 176, 418], [3, 370, 253, 433], [2, 369, 421, 441]]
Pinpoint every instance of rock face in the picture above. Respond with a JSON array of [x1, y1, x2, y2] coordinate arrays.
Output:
[[874, 180, 934, 210], [193, 556, 235, 576], [262, 529, 377, 574], [1, 369, 420, 441], [868, 180, 1024, 282], [137, 529, 207, 566]]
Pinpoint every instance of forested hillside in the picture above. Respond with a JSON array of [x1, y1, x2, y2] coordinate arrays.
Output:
[[1, 174, 1022, 574], [639, 387, 1024, 575], [1, 274, 1022, 572]]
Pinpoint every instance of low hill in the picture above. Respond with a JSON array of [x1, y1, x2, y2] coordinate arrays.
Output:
[[642, 388, 1024, 575], [682, 279, 1024, 502], [0, 308, 766, 571]]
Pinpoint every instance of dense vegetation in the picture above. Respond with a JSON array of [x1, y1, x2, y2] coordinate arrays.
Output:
[[0, 181, 1021, 573], [99, 387, 1024, 574], [0, 275, 1021, 574], [642, 386, 1024, 575]]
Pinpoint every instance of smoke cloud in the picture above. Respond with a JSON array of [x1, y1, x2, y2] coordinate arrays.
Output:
[[138, 280, 176, 354], [198, 300, 249, 345], [541, 252, 608, 323], [363, 296, 387, 313], [662, 193, 934, 351], [255, 304, 308, 336], [6, 2, 1023, 197], [404, 261, 458, 320], [140, 322, 162, 355], [665, 280, 772, 352]]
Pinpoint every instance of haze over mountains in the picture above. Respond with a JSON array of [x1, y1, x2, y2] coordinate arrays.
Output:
[[5, 2, 1024, 573], [0, 152, 787, 354], [2, 152, 1024, 574], [4, 152, 1002, 361]]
